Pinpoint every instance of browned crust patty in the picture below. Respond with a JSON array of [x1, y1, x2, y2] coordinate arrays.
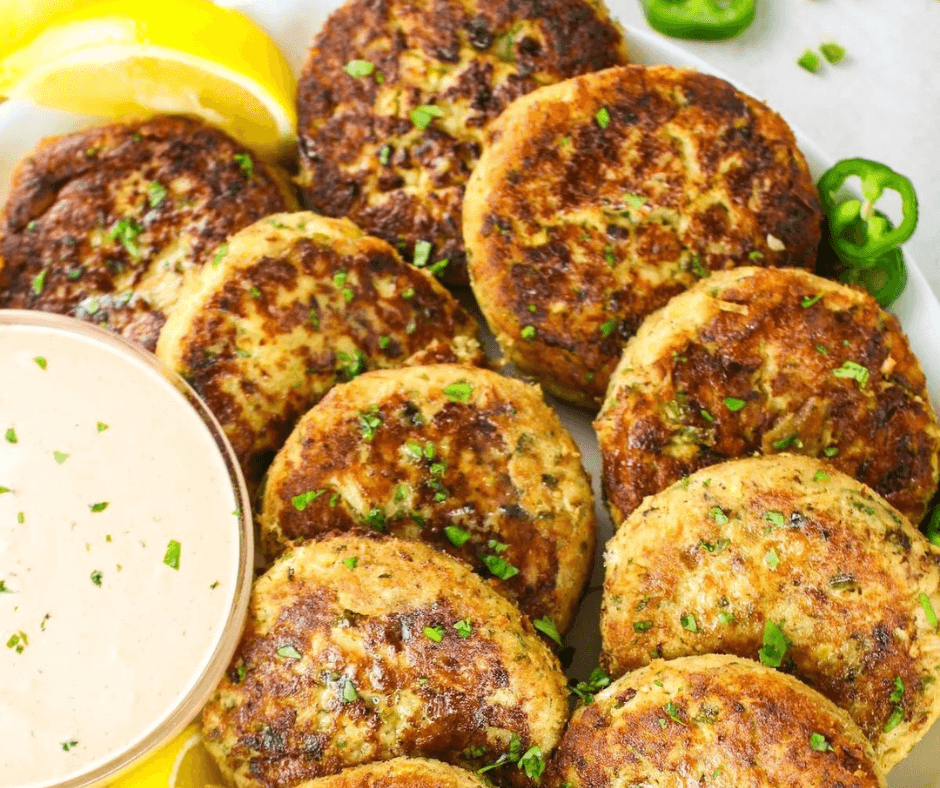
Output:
[[258, 364, 595, 632], [543, 655, 885, 788], [594, 267, 940, 526], [465, 65, 821, 406], [0, 115, 297, 349], [156, 212, 482, 489], [600, 454, 940, 771], [295, 0, 629, 285], [288, 757, 494, 788], [201, 534, 568, 788]]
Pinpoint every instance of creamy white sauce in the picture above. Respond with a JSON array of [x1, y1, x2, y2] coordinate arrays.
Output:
[[0, 320, 245, 788]]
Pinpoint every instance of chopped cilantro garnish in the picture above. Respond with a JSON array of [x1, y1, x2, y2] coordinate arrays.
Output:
[[518, 747, 545, 780], [444, 526, 471, 546], [32, 268, 48, 295], [342, 678, 359, 702], [89, 501, 109, 513], [723, 397, 746, 412], [889, 676, 904, 704], [410, 105, 443, 130], [569, 666, 610, 705], [277, 645, 302, 660], [884, 706, 904, 733], [454, 619, 472, 638], [429, 258, 449, 277], [521, 325, 536, 340], [624, 194, 646, 208], [824, 446, 839, 457], [919, 593, 938, 630], [758, 620, 789, 667], [765, 549, 780, 569], [772, 434, 799, 450], [413, 239, 432, 267], [344, 59, 375, 77], [5, 427, 17, 444], [600, 318, 618, 338], [96, 421, 109, 433], [379, 145, 391, 165], [212, 243, 229, 267], [633, 620, 653, 632], [163, 539, 181, 570], [813, 470, 830, 482], [0, 580, 11, 593], [801, 293, 823, 308], [249, 286, 261, 299], [444, 380, 473, 402], [663, 701, 684, 725], [680, 613, 698, 632], [333, 270, 348, 288], [359, 407, 383, 441], [798, 49, 822, 73], [604, 245, 616, 266], [700, 408, 715, 423], [0, 487, 9, 494], [90, 569, 103, 586], [482, 553, 518, 580], [820, 42, 846, 64], [343, 557, 358, 570], [401, 287, 415, 300], [709, 507, 728, 525], [34, 356, 47, 370], [595, 106, 610, 129], [233, 153, 254, 179], [378, 336, 390, 350], [16, 512, 24, 524], [365, 508, 387, 532], [810, 732, 832, 752], [61, 740, 78, 752], [534, 616, 562, 645], [699, 538, 730, 553], [833, 360, 869, 388], [717, 611, 734, 625], [765, 511, 785, 527], [147, 181, 168, 208], [337, 349, 367, 380], [108, 217, 143, 257], [53, 451, 69, 464], [423, 625, 444, 642]]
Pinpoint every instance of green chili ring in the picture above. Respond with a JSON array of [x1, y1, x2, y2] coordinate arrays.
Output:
[[818, 158, 918, 264], [641, 0, 756, 41]]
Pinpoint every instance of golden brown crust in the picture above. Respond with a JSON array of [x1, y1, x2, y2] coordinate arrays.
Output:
[[465, 65, 821, 406], [594, 266, 940, 526], [296, 0, 629, 284], [288, 757, 493, 788], [156, 213, 482, 489], [201, 534, 568, 788], [0, 115, 297, 350], [544, 655, 886, 788], [600, 454, 940, 771], [258, 364, 595, 632]]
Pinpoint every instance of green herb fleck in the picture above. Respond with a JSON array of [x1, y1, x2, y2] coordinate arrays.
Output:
[[342, 678, 359, 702], [663, 701, 684, 725], [410, 104, 443, 130], [884, 706, 904, 733], [595, 106, 610, 129], [700, 408, 714, 423], [919, 592, 938, 630], [249, 286, 261, 299], [454, 619, 472, 638], [748, 250, 764, 261], [820, 42, 846, 64], [90, 569, 103, 586], [600, 318, 618, 338], [233, 153, 254, 179], [413, 240, 432, 268], [813, 470, 830, 482], [444, 525, 471, 546], [801, 293, 823, 308], [364, 508, 387, 532], [7, 631, 28, 653], [810, 732, 832, 752], [97, 421, 109, 433], [89, 501, 109, 513], [765, 549, 780, 569], [424, 625, 444, 642], [5, 427, 17, 444], [163, 539, 181, 570], [379, 145, 391, 165], [277, 645, 302, 660], [53, 451, 69, 464], [718, 610, 734, 625], [378, 336, 390, 349], [633, 620, 653, 632], [758, 620, 789, 667], [61, 740, 78, 752], [709, 507, 728, 525], [521, 325, 536, 341], [343, 557, 358, 570], [147, 182, 167, 208], [569, 666, 610, 705], [108, 217, 143, 257], [534, 616, 562, 645], [482, 553, 518, 580], [889, 676, 904, 704], [359, 407, 383, 441], [32, 268, 48, 295], [723, 397, 746, 412], [34, 356, 47, 370], [518, 747, 545, 780], [798, 49, 822, 73], [680, 613, 698, 632], [833, 360, 869, 388], [444, 380, 473, 402], [765, 511, 786, 528], [212, 243, 229, 267], [344, 59, 375, 77], [604, 245, 616, 266], [16, 512, 24, 524]]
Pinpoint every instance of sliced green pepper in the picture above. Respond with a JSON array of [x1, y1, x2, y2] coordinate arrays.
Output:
[[641, 0, 756, 41], [833, 211, 907, 307], [817, 158, 918, 265]]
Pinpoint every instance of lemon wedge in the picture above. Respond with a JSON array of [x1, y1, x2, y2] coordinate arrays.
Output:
[[108, 722, 225, 788], [0, 0, 297, 162]]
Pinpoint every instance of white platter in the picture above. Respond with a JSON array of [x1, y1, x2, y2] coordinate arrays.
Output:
[[0, 2, 937, 785]]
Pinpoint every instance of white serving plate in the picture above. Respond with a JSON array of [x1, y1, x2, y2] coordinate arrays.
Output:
[[0, 3, 937, 785]]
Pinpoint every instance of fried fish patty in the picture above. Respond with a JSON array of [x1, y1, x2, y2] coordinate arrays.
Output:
[[594, 266, 940, 526], [156, 213, 483, 488], [258, 364, 595, 633], [201, 534, 568, 788], [544, 655, 885, 788], [289, 758, 494, 788], [465, 65, 821, 406], [601, 454, 940, 771], [296, 0, 629, 284], [0, 115, 297, 349]]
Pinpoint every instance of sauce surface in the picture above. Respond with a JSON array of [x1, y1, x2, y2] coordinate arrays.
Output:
[[0, 319, 244, 788]]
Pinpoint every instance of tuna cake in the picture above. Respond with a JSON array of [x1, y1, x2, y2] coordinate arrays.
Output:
[[594, 266, 940, 526], [601, 454, 940, 771], [156, 212, 483, 488], [295, 0, 629, 285], [288, 758, 495, 788], [259, 363, 595, 633], [465, 64, 821, 406], [0, 115, 297, 350], [543, 654, 885, 788], [201, 533, 568, 788]]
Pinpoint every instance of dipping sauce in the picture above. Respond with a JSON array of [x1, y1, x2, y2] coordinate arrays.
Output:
[[0, 313, 251, 788]]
